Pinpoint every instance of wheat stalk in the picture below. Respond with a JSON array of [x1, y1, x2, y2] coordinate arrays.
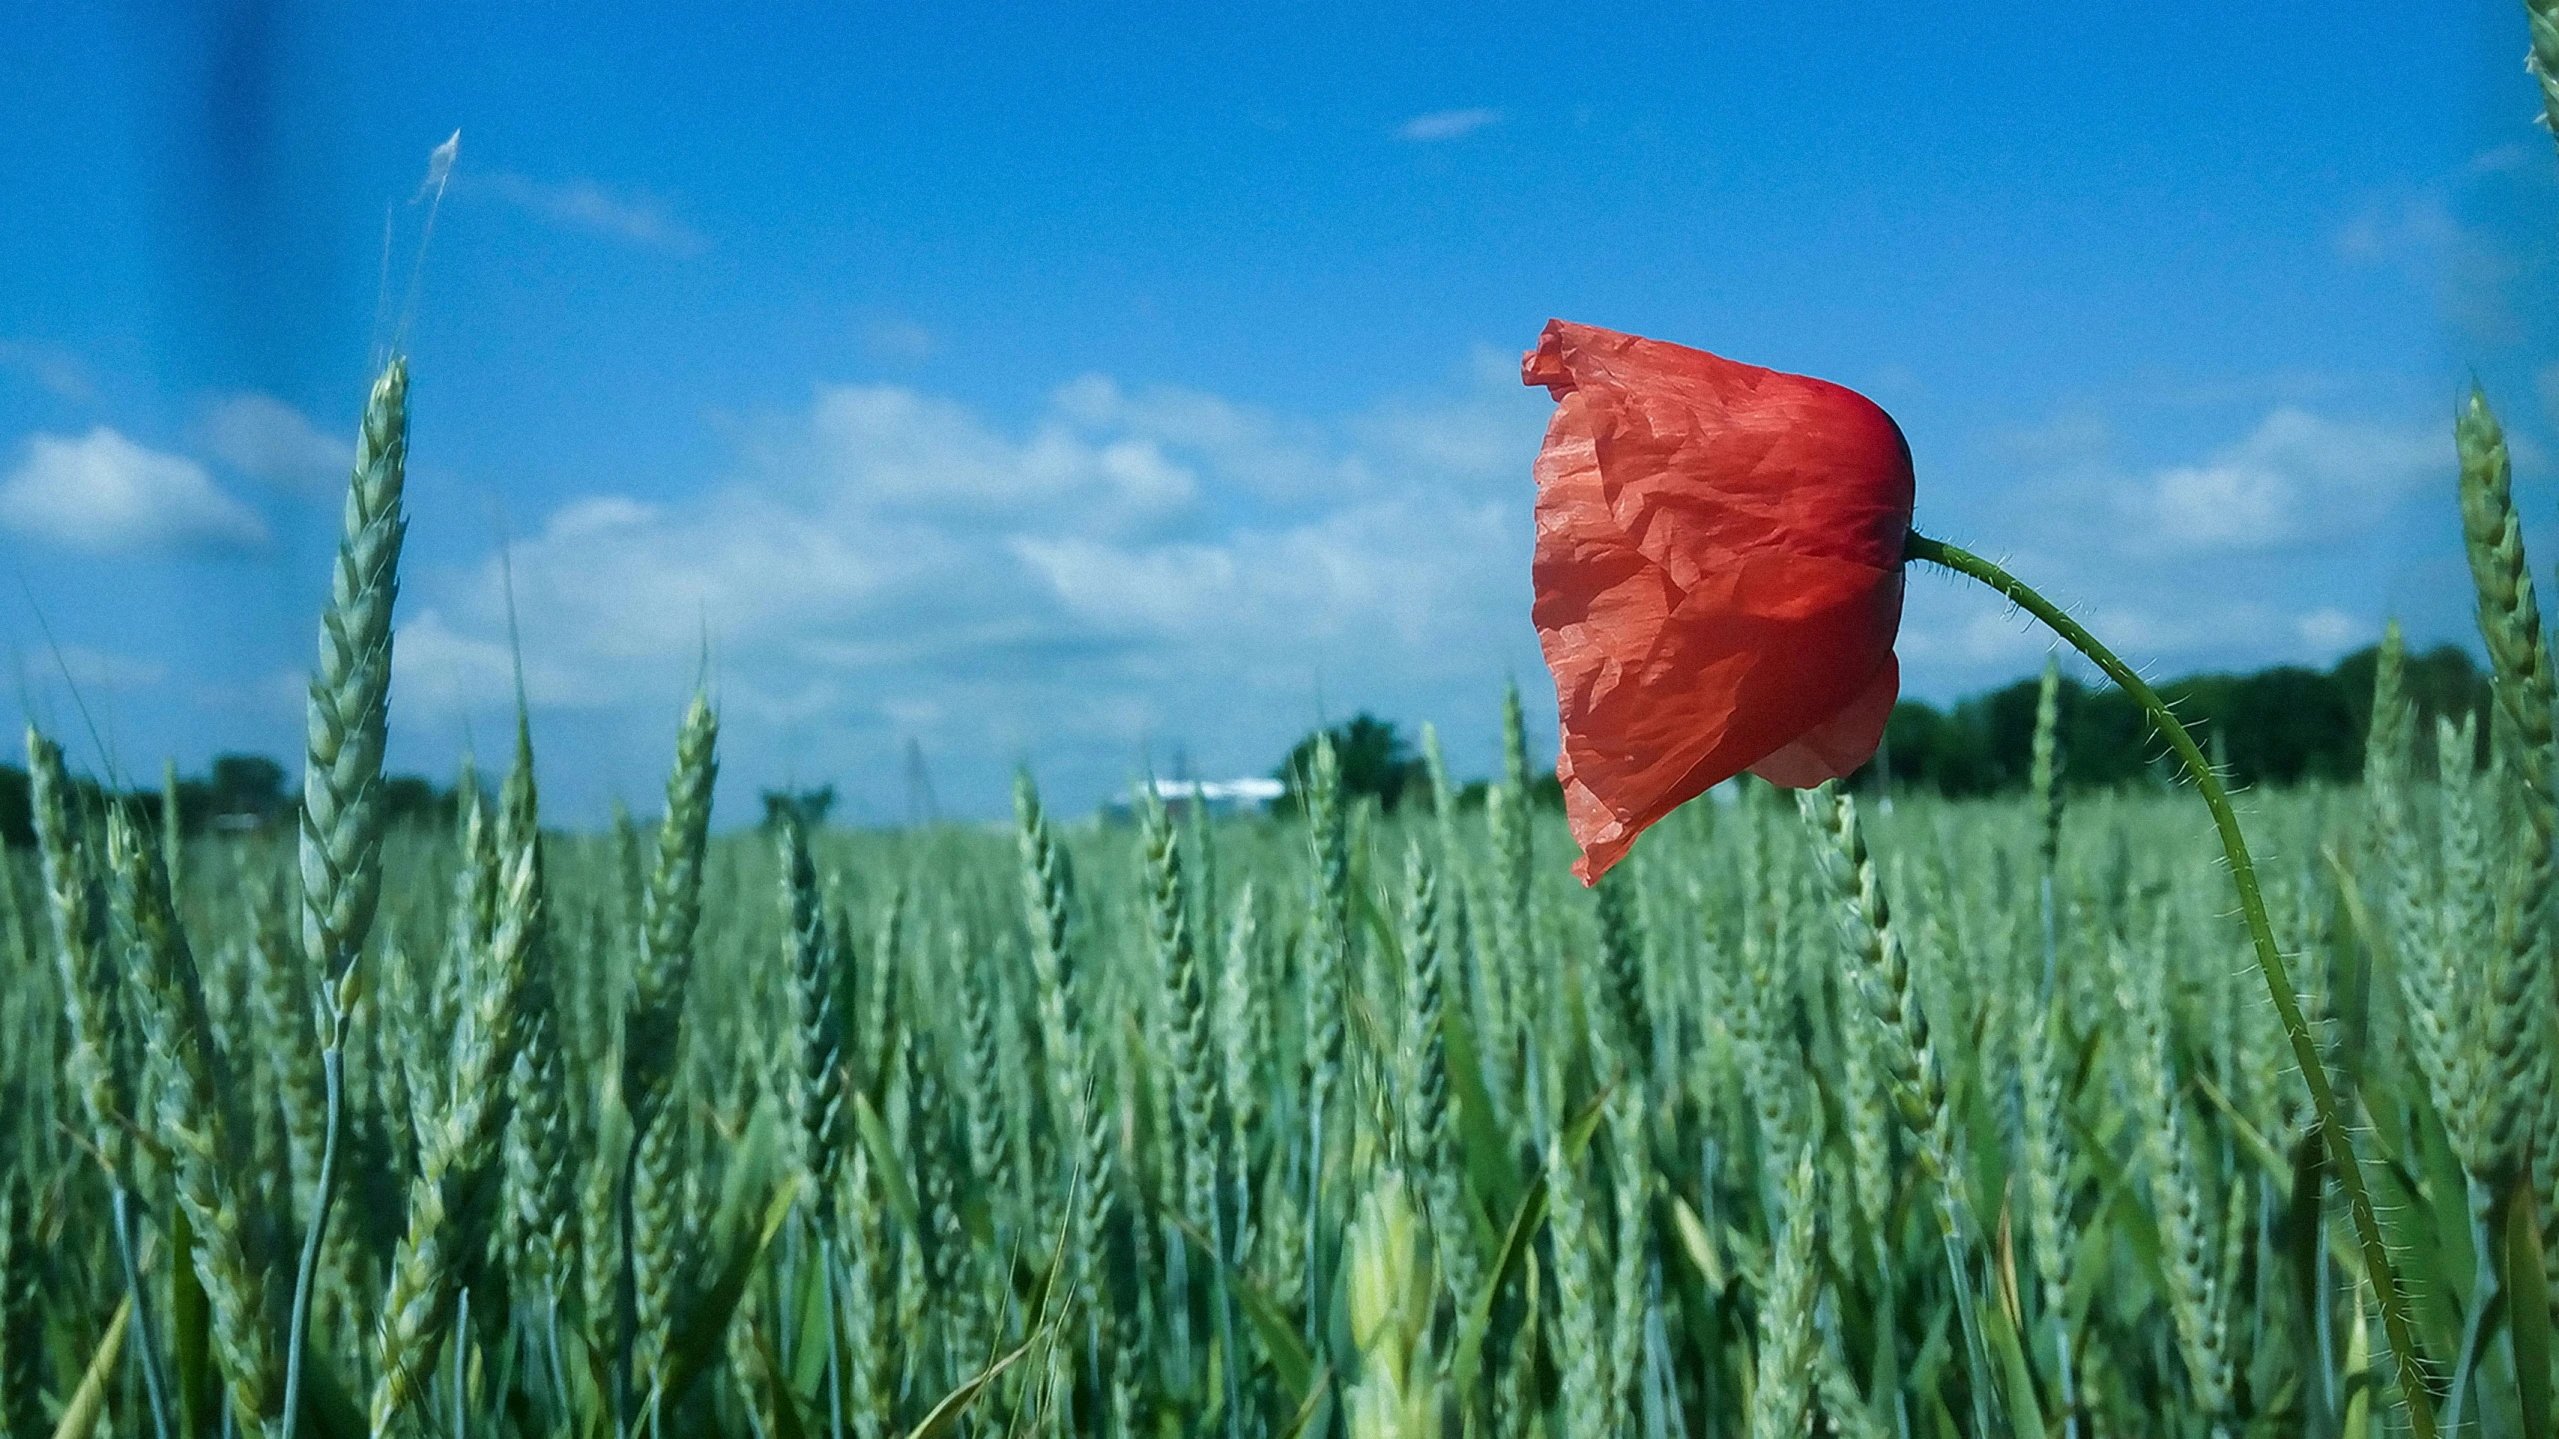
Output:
[[1396, 844, 1477, 1324], [1344, 1171, 1440, 1439], [839, 1145, 892, 1439], [1544, 1123, 1608, 1439], [2455, 388, 2555, 1193], [1014, 772, 1116, 1421], [296, 356, 408, 980], [495, 716, 574, 1412], [28, 733, 174, 1439], [283, 356, 411, 1439], [2109, 930, 2232, 1428], [1800, 788, 1954, 1184], [2420, 716, 2491, 1178], [1141, 785, 1219, 1248], [780, 816, 843, 1214], [1746, 1145, 1821, 1439], [624, 690, 719, 1139], [1139, 780, 1229, 1418], [368, 718, 547, 1435], [27, 734, 130, 1188], [108, 806, 284, 1435]]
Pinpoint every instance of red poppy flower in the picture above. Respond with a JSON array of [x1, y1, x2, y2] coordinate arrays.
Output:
[[1524, 319, 1913, 884]]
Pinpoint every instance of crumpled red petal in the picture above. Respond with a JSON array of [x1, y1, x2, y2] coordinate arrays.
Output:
[[1745, 653, 1900, 789], [1525, 319, 1914, 884]]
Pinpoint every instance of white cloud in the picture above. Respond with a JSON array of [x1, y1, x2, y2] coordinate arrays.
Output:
[[789, 382, 1202, 522], [390, 609, 594, 715], [394, 360, 1549, 810], [1011, 493, 1510, 653], [2121, 407, 2439, 552], [0, 427, 267, 553], [485, 172, 705, 253], [1049, 374, 1339, 502], [1900, 395, 2460, 701], [200, 393, 348, 493], [195, 666, 309, 722], [1398, 108, 1502, 143]]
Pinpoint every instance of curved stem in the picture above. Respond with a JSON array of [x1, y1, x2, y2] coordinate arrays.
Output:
[[279, 1038, 344, 1439], [1904, 531, 2437, 1439], [111, 1184, 176, 1439]]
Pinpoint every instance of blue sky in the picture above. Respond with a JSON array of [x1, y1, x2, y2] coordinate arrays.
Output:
[[3, 2, 2554, 824]]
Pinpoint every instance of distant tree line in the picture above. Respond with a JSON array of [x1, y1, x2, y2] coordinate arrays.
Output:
[[0, 642, 2492, 848], [1862, 642, 2488, 796], [0, 752, 479, 850], [1268, 642, 2492, 818]]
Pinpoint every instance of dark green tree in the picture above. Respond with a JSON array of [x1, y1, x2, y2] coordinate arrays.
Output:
[[1273, 713, 1429, 815], [760, 783, 838, 832], [183, 753, 291, 833]]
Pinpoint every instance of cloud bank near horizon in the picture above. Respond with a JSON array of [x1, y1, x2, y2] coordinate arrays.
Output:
[[1, 339, 2470, 824]]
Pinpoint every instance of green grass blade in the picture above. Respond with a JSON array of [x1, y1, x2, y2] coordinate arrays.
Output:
[[170, 1205, 215, 1437], [850, 1094, 923, 1234], [909, 1328, 1044, 1439], [655, 1175, 801, 1413], [1275, 1365, 1333, 1439], [2503, 1175, 2551, 1439], [1978, 1269, 2048, 1439], [51, 1297, 131, 1439]]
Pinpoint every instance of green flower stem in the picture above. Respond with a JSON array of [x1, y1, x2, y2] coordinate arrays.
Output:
[[281, 1030, 348, 1439], [1904, 531, 2437, 1439]]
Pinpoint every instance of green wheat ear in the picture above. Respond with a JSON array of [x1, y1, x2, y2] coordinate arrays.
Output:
[[108, 805, 283, 1437], [1747, 1144, 1822, 1439], [29, 732, 176, 1439], [2454, 387, 2557, 1194], [281, 355, 409, 1439], [2029, 654, 2064, 902], [779, 814, 842, 1217], [624, 688, 720, 1139], [300, 358, 409, 988], [369, 709, 549, 1437], [2457, 388, 2555, 828]]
